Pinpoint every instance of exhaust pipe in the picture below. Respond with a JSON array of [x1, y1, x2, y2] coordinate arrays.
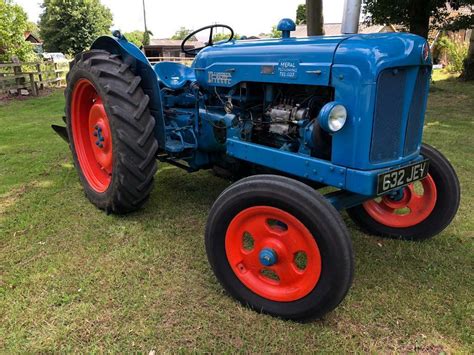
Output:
[[341, 0, 362, 34]]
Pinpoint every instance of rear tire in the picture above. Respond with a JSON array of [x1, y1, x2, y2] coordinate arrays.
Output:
[[65, 50, 158, 214], [347, 144, 460, 240], [205, 175, 354, 320]]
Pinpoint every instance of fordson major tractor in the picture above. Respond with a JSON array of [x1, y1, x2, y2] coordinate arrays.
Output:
[[53, 11, 460, 320]]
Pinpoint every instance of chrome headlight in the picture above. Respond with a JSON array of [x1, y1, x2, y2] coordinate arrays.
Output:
[[318, 102, 347, 133]]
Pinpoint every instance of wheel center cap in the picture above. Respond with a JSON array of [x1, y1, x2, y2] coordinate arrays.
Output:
[[93, 124, 105, 148], [259, 248, 278, 267]]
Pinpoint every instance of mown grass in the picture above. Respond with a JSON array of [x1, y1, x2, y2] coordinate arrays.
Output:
[[1, 72, 473, 352]]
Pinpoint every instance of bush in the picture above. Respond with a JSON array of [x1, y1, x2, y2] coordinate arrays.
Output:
[[437, 36, 468, 73]]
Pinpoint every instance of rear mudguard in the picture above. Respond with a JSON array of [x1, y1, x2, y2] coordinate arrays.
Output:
[[91, 35, 165, 148]]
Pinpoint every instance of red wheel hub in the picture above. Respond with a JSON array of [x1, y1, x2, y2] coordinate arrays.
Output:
[[363, 175, 437, 228], [225, 206, 322, 302], [71, 79, 113, 192]]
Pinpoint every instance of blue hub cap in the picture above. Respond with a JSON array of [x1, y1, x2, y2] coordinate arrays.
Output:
[[93, 125, 105, 149], [389, 188, 405, 201], [259, 248, 278, 267]]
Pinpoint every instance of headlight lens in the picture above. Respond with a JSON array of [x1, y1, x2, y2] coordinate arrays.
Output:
[[328, 105, 347, 132], [318, 102, 347, 133]]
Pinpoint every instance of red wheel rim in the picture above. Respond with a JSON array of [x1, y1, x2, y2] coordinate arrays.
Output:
[[225, 206, 322, 302], [71, 79, 113, 192], [363, 175, 437, 228]]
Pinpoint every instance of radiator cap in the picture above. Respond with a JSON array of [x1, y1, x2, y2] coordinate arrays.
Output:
[[277, 18, 296, 39]]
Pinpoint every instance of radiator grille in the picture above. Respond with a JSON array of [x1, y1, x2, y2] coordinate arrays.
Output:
[[370, 68, 407, 163], [370, 67, 429, 163], [404, 68, 430, 155]]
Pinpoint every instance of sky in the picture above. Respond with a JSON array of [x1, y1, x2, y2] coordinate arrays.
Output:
[[15, 0, 346, 39]]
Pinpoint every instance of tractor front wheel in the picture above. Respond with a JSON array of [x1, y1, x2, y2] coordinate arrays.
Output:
[[205, 175, 354, 320], [65, 50, 158, 214], [347, 144, 460, 241]]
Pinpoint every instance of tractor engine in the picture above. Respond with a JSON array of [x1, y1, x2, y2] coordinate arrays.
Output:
[[205, 83, 334, 159]]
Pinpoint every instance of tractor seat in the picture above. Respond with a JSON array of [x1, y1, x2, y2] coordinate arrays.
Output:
[[153, 62, 195, 90]]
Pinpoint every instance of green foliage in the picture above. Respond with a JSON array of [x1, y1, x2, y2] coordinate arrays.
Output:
[[39, 0, 113, 55], [437, 36, 469, 73], [270, 25, 282, 39], [363, 0, 474, 37], [124, 30, 144, 47], [142, 30, 152, 46], [124, 30, 153, 48], [0, 0, 36, 62], [213, 32, 241, 42], [296, 4, 306, 25], [171, 27, 196, 41], [26, 21, 40, 39]]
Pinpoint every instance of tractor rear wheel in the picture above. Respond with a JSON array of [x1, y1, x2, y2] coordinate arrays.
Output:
[[205, 175, 354, 320], [65, 50, 158, 214]]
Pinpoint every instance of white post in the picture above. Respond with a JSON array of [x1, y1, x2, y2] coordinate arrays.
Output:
[[341, 0, 362, 34]]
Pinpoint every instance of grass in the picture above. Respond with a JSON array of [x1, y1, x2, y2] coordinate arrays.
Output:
[[1, 72, 473, 352]]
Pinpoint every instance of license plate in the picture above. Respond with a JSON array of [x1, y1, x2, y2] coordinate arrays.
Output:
[[377, 160, 430, 195]]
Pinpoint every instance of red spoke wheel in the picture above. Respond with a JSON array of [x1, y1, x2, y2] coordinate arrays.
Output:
[[362, 174, 437, 228], [226, 206, 321, 302], [206, 175, 354, 320], [348, 144, 460, 240], [65, 50, 158, 214], [71, 79, 113, 192]]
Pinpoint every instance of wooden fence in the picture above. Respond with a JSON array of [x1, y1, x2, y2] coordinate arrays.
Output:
[[148, 56, 193, 65], [0, 56, 192, 96], [0, 61, 69, 96]]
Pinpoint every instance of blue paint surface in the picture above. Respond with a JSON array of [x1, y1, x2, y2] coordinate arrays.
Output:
[[89, 27, 432, 203]]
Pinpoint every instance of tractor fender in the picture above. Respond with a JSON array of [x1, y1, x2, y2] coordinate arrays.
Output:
[[91, 35, 166, 148]]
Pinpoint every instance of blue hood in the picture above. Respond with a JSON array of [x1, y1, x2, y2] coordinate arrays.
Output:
[[192, 35, 352, 88]]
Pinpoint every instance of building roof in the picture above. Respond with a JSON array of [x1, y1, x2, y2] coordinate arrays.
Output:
[[148, 39, 204, 48], [24, 31, 42, 43]]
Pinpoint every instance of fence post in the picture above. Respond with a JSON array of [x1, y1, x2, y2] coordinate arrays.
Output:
[[54, 63, 60, 87], [29, 73, 38, 96], [13, 64, 25, 87], [36, 63, 44, 90]]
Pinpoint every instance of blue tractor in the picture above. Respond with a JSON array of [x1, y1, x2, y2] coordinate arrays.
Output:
[[55, 17, 460, 320]]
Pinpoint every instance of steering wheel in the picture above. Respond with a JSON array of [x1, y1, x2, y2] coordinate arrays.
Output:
[[181, 24, 234, 56]]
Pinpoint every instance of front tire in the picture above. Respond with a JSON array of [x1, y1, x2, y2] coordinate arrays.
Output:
[[205, 175, 354, 320], [347, 144, 460, 240], [65, 50, 158, 214]]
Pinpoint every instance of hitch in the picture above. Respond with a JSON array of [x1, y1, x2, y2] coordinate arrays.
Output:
[[52, 116, 69, 143], [52, 125, 69, 142]]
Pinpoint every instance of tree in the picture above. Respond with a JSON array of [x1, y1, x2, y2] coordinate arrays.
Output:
[[0, 0, 36, 62], [26, 21, 40, 39], [270, 25, 282, 39], [462, 29, 474, 80], [297, 4, 306, 24], [213, 32, 241, 42], [142, 30, 153, 46], [306, 0, 325, 36], [124, 30, 145, 47], [171, 27, 196, 41], [39, 0, 113, 55], [124, 30, 153, 48], [363, 0, 474, 39]]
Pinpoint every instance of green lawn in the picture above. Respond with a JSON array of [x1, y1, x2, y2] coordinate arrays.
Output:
[[1, 73, 473, 352]]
